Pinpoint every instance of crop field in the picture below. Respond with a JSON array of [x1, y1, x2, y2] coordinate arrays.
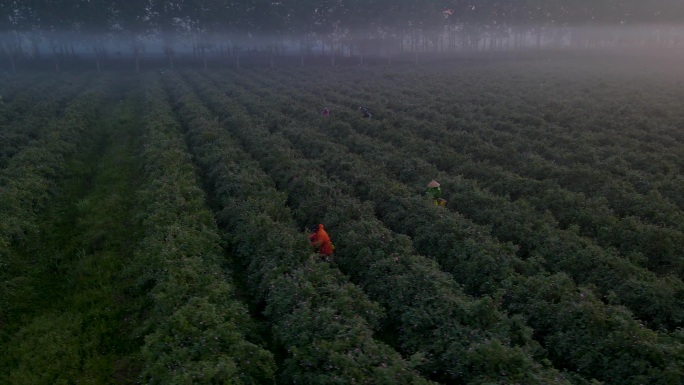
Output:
[[1, 57, 683, 384]]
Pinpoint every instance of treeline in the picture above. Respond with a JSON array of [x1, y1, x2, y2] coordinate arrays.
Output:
[[2, 0, 684, 72]]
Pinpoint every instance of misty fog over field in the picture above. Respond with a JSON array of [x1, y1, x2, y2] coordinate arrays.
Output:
[[1, 1, 684, 71], [2, 2, 684, 385]]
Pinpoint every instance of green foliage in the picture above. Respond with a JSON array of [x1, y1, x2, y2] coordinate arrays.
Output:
[[252, 65, 684, 332], [0, 75, 109, 326], [506, 274, 684, 384], [1, 76, 148, 385], [3, 62, 684, 384], [191, 65, 684, 383], [186, 70, 571, 384], [2, 313, 87, 385], [166, 72, 433, 384], [141, 296, 274, 385], [130, 76, 277, 384]]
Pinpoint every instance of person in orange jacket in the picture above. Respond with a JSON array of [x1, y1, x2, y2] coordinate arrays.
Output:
[[308, 223, 334, 255]]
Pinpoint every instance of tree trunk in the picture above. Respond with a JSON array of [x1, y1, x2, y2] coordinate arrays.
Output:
[[135, 51, 140, 72], [331, 43, 335, 67], [51, 47, 60, 72], [31, 38, 41, 59], [536, 29, 542, 50], [96, 56, 100, 72], [9, 53, 16, 73], [164, 46, 174, 69]]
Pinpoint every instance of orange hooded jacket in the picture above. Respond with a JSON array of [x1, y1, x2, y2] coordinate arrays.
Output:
[[308, 224, 333, 255]]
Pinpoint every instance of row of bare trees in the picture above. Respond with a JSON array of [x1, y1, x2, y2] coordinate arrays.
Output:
[[1, 0, 683, 71]]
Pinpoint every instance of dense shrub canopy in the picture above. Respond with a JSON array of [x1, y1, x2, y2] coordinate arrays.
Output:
[[1, 58, 683, 383]]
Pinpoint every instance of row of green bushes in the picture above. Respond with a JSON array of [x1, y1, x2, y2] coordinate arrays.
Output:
[[335, 104, 684, 326], [295, 102, 684, 385], [198, 70, 684, 384], [186, 71, 573, 385], [396, 115, 684, 273], [2, 79, 143, 385], [279, 67, 684, 276], [315, 64, 682, 205], [0, 75, 110, 326], [0, 72, 55, 103], [164, 72, 435, 384], [362, 68, 683, 219], [0, 72, 94, 126], [235, 68, 684, 329], [0, 72, 95, 168], [271, 65, 683, 221], [130, 74, 277, 384]]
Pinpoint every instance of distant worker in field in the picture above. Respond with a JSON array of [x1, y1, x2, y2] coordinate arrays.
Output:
[[426, 180, 447, 207], [308, 223, 334, 257], [321, 107, 330, 117], [358, 106, 372, 119]]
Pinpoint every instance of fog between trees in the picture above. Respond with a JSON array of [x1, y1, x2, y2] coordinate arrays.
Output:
[[1, 1, 683, 71]]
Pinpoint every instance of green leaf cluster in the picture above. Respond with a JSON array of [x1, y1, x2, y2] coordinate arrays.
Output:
[[166, 72, 433, 384]]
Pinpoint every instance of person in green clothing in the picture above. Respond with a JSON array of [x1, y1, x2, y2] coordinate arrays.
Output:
[[426, 180, 447, 207]]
